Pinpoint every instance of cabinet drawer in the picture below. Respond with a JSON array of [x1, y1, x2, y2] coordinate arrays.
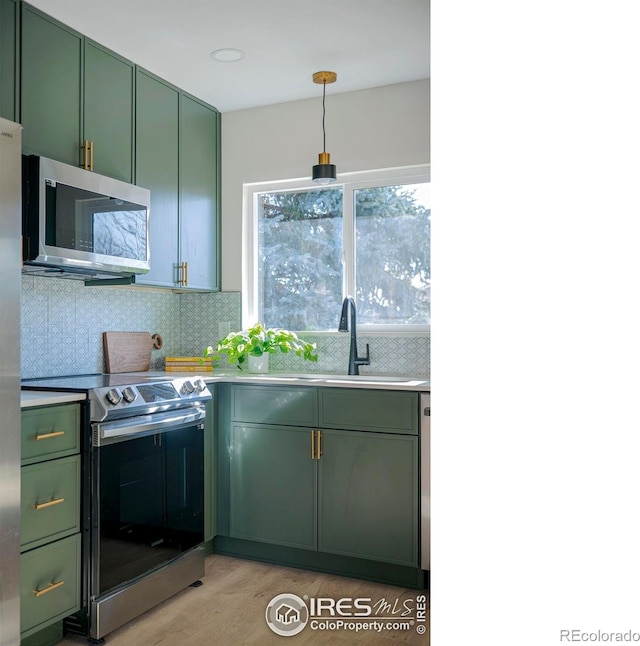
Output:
[[21, 403, 80, 464], [318, 389, 418, 434], [231, 385, 317, 426], [20, 534, 81, 637], [21, 455, 81, 550]]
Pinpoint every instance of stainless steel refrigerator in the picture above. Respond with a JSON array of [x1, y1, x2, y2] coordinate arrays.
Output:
[[0, 117, 22, 646]]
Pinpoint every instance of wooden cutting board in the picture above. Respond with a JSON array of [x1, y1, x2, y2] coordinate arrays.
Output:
[[103, 332, 153, 373]]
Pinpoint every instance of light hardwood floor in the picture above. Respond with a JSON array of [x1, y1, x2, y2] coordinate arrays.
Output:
[[58, 554, 430, 645]]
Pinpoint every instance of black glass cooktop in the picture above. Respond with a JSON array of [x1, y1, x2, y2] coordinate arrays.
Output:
[[22, 373, 167, 392]]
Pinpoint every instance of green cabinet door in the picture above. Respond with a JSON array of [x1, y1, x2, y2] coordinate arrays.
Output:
[[84, 41, 134, 182], [21, 454, 81, 551], [21, 403, 80, 465], [203, 398, 216, 542], [180, 94, 220, 290], [21, 5, 82, 164], [135, 69, 179, 287], [230, 423, 316, 549], [20, 533, 81, 637], [1, 0, 18, 120], [318, 429, 419, 566]]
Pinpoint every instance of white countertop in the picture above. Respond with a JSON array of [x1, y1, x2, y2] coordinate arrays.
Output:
[[21, 390, 86, 408], [143, 370, 430, 391], [20, 371, 429, 408]]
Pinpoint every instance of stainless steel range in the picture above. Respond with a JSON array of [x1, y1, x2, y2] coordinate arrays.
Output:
[[22, 374, 212, 642]]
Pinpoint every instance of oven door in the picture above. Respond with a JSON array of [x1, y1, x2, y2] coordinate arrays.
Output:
[[91, 407, 205, 596]]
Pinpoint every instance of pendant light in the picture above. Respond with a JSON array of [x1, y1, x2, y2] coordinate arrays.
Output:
[[312, 70, 337, 184]]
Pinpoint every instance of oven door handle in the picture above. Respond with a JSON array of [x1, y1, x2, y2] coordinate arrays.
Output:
[[93, 406, 206, 446]]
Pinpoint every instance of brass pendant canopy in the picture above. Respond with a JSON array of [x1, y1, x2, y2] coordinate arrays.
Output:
[[313, 71, 337, 85]]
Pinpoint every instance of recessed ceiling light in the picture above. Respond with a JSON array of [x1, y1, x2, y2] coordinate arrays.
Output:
[[210, 48, 246, 63]]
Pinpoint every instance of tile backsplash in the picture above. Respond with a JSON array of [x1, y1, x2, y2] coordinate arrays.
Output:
[[21, 276, 429, 379]]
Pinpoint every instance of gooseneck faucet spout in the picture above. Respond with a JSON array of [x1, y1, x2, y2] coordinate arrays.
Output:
[[338, 297, 370, 375]]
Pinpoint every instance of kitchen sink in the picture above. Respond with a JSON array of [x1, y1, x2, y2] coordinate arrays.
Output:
[[324, 376, 427, 386]]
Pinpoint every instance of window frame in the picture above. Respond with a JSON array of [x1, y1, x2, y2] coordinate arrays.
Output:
[[243, 164, 430, 334]]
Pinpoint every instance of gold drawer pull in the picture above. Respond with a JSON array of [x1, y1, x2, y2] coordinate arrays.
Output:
[[35, 431, 65, 441], [34, 497, 65, 510], [34, 580, 64, 598], [317, 430, 322, 459]]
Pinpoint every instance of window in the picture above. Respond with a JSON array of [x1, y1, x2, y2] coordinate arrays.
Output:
[[244, 166, 430, 332]]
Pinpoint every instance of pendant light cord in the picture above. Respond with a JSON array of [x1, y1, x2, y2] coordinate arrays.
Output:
[[322, 81, 327, 153]]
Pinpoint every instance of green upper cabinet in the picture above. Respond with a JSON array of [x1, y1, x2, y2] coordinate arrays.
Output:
[[136, 87, 220, 291], [135, 69, 180, 287], [21, 4, 82, 165], [0, 0, 18, 121], [20, 4, 134, 182], [179, 94, 220, 291], [18, 3, 221, 290], [83, 41, 134, 182]]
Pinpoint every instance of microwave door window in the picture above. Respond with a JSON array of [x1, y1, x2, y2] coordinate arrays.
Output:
[[45, 181, 101, 252], [91, 202, 147, 261]]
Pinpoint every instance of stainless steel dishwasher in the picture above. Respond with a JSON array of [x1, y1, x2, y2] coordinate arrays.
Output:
[[421, 392, 430, 570]]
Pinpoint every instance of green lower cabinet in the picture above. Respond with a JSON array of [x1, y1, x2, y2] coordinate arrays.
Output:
[[218, 384, 422, 586], [21, 454, 81, 551], [318, 429, 418, 566], [230, 423, 317, 549], [21, 402, 80, 465], [204, 397, 216, 542], [20, 533, 81, 638], [226, 426, 418, 566], [20, 402, 82, 639]]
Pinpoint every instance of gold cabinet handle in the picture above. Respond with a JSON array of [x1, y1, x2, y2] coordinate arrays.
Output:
[[34, 580, 64, 598], [178, 261, 189, 286], [311, 430, 315, 459], [177, 262, 184, 286], [317, 430, 322, 459], [35, 430, 65, 441], [81, 140, 89, 170], [34, 497, 65, 511], [90, 140, 94, 171]]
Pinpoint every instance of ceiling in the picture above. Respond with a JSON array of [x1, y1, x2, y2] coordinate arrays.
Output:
[[26, 0, 430, 113]]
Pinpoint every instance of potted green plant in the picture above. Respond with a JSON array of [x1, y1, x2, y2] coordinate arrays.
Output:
[[204, 322, 318, 372]]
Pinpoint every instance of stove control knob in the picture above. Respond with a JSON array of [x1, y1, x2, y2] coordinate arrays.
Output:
[[194, 379, 206, 392], [122, 387, 137, 403], [106, 388, 122, 406], [182, 380, 195, 395]]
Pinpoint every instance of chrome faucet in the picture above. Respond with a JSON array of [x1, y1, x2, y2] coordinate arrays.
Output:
[[338, 297, 370, 375]]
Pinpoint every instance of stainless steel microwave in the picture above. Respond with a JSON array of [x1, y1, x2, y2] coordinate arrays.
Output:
[[22, 155, 151, 280]]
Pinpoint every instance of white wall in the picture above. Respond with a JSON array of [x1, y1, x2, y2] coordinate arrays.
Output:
[[221, 79, 430, 291]]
